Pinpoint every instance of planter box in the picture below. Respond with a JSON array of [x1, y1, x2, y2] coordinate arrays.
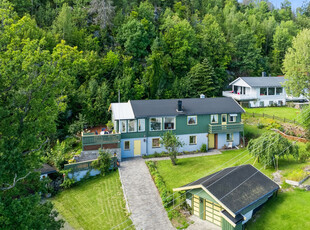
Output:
[[286, 176, 310, 186]]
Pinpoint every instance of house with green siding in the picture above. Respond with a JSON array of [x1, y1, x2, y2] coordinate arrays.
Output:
[[173, 164, 279, 230], [82, 97, 245, 159]]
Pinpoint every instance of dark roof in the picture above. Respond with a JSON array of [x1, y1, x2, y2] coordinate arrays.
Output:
[[237, 77, 286, 87], [39, 164, 57, 174], [130, 97, 245, 118], [181, 164, 279, 215], [221, 210, 244, 225]]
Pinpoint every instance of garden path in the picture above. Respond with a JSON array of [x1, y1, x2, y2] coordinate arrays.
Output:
[[119, 158, 174, 230], [144, 149, 222, 161]]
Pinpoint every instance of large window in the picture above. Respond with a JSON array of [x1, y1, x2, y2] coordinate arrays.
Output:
[[226, 133, 234, 141], [229, 114, 237, 122], [187, 116, 197, 125], [189, 136, 197, 145], [152, 138, 160, 148], [276, 87, 283, 95], [150, 117, 162, 131], [260, 88, 267, 96], [164, 117, 175, 130], [124, 141, 130, 150], [120, 120, 127, 133], [268, 87, 275, 95], [138, 119, 145, 132], [211, 114, 218, 123], [128, 119, 137, 132]]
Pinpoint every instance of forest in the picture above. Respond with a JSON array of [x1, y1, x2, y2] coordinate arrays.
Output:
[[2, 0, 310, 131]]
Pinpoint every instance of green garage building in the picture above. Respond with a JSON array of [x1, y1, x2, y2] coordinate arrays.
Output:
[[173, 164, 279, 230]]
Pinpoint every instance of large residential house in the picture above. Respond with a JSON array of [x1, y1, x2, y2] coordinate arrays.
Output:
[[223, 76, 309, 108], [81, 97, 245, 159]]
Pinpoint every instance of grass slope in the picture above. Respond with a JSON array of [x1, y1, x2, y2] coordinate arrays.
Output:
[[247, 189, 310, 230], [244, 107, 300, 120], [52, 171, 133, 230]]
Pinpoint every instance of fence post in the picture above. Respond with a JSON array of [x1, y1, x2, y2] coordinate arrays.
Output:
[[284, 117, 286, 122], [294, 119, 295, 124], [252, 112, 254, 117], [263, 113, 264, 117], [273, 115, 274, 120]]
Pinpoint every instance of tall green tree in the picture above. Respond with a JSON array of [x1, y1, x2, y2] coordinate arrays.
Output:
[[283, 29, 310, 100], [187, 58, 216, 97], [161, 131, 183, 165]]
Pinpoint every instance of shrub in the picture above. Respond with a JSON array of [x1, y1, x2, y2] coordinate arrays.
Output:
[[91, 149, 112, 176], [299, 150, 310, 163], [60, 169, 75, 189], [146, 161, 173, 208], [287, 169, 308, 182], [257, 123, 265, 129], [306, 142, 310, 152]]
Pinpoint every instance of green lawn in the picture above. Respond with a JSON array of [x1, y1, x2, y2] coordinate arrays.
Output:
[[244, 107, 300, 120], [247, 189, 310, 230], [52, 171, 133, 230]]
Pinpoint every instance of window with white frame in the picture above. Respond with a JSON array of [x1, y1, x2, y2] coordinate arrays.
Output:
[[138, 119, 145, 132], [187, 116, 197, 125], [128, 119, 137, 132], [276, 87, 283, 95], [164, 117, 176, 130], [152, 138, 160, 148], [189, 136, 197, 145], [120, 120, 127, 133], [124, 141, 130, 150], [268, 87, 275, 95], [226, 133, 233, 141], [229, 114, 237, 122], [211, 114, 218, 123], [150, 117, 162, 131]]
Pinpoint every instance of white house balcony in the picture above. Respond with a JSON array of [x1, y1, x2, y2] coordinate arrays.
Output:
[[222, 91, 256, 101]]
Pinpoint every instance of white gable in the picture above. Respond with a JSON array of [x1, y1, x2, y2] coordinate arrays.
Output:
[[229, 78, 251, 87], [111, 102, 135, 120]]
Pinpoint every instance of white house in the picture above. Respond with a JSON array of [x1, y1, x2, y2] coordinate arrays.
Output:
[[223, 76, 289, 108]]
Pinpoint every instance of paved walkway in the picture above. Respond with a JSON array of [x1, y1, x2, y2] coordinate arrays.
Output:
[[144, 149, 222, 161], [187, 215, 221, 230], [119, 158, 174, 230]]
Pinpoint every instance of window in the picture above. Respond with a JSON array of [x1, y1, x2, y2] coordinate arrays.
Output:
[[226, 133, 233, 141], [260, 101, 264, 107], [138, 119, 145, 132], [152, 138, 160, 148], [120, 120, 127, 133], [211, 114, 218, 123], [229, 114, 237, 122], [187, 116, 197, 125], [278, 100, 283, 106], [124, 141, 130, 150], [268, 87, 275, 95], [269, 101, 274, 106], [164, 117, 176, 130], [150, 117, 162, 131], [189, 136, 197, 145], [222, 114, 227, 123], [260, 88, 267, 96], [276, 87, 283, 95], [128, 119, 137, 132]]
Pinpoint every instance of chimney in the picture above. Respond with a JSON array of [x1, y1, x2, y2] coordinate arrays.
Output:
[[200, 94, 205, 99], [262, 72, 266, 77], [177, 100, 183, 112]]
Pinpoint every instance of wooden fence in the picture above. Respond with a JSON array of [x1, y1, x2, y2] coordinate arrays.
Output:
[[246, 112, 302, 126]]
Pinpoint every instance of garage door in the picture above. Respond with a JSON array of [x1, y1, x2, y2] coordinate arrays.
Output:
[[193, 195, 200, 216], [205, 200, 222, 227]]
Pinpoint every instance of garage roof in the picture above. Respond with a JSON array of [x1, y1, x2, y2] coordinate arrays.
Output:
[[174, 164, 279, 216]]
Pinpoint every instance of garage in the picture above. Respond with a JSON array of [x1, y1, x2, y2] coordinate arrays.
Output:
[[205, 200, 222, 226], [174, 164, 280, 230]]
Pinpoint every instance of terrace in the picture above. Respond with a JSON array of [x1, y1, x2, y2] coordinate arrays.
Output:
[[209, 123, 244, 134], [82, 132, 121, 151]]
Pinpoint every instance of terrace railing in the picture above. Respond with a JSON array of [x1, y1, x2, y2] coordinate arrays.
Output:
[[82, 133, 121, 150], [64, 157, 118, 172], [209, 123, 244, 134]]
